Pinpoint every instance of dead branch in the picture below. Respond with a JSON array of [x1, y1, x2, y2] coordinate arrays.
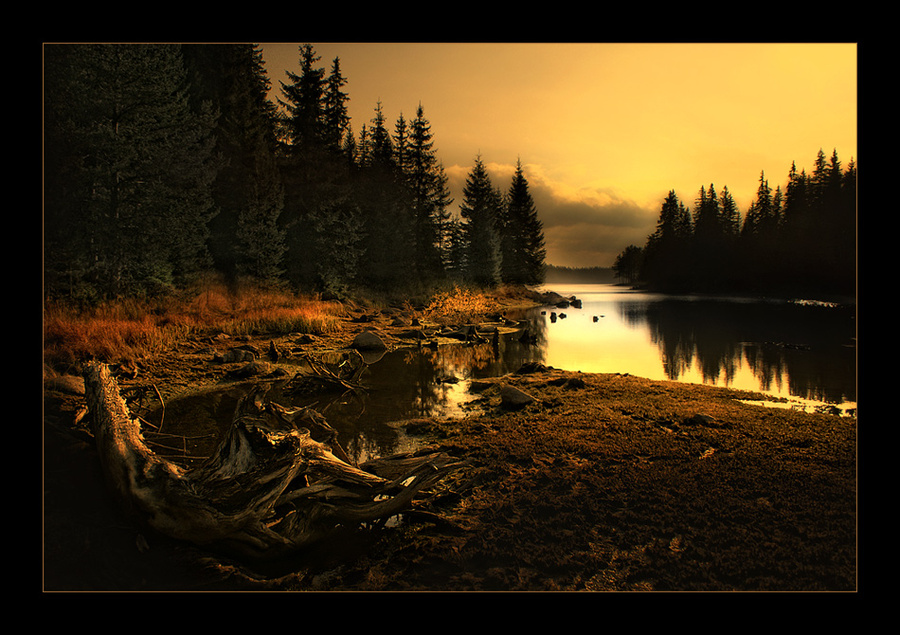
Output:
[[83, 362, 465, 561]]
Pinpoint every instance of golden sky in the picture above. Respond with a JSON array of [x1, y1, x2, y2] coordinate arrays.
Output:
[[260, 42, 857, 268]]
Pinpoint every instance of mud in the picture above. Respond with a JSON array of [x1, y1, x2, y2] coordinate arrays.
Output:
[[42, 302, 857, 592]]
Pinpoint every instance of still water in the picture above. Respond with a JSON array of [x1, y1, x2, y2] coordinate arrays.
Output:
[[147, 284, 857, 465], [523, 284, 856, 408]]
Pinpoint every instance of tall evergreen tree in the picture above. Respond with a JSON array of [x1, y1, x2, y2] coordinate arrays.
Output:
[[719, 186, 741, 238], [353, 101, 415, 290], [501, 159, 546, 285], [182, 43, 285, 285], [406, 104, 452, 281], [44, 43, 218, 300], [276, 44, 359, 292], [278, 44, 326, 149], [322, 57, 350, 152], [459, 156, 502, 287], [641, 190, 693, 290]]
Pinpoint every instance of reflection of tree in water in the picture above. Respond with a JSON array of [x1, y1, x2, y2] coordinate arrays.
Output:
[[633, 299, 855, 403], [300, 319, 551, 463]]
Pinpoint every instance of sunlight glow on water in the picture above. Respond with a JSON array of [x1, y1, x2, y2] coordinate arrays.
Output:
[[532, 284, 856, 413]]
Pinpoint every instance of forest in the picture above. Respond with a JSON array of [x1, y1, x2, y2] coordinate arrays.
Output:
[[613, 149, 856, 297], [43, 43, 547, 304]]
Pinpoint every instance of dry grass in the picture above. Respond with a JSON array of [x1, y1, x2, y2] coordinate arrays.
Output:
[[420, 285, 502, 326], [43, 279, 344, 369]]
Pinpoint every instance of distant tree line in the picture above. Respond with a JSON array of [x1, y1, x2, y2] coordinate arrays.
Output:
[[613, 149, 856, 297], [543, 266, 616, 284], [44, 43, 547, 303]]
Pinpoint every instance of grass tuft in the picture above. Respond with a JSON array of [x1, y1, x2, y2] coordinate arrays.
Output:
[[43, 279, 343, 369]]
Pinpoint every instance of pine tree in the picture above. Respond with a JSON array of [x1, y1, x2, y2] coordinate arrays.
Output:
[[405, 104, 452, 281], [276, 44, 359, 291], [278, 44, 326, 150], [182, 43, 285, 285], [322, 57, 350, 152], [641, 191, 693, 290], [501, 159, 546, 285], [719, 186, 741, 238], [393, 112, 410, 174], [353, 101, 415, 290], [459, 156, 502, 287], [44, 43, 218, 299]]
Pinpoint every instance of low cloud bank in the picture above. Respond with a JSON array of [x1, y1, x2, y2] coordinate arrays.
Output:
[[445, 162, 658, 268]]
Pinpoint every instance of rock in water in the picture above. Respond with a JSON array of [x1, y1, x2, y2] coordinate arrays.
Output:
[[352, 330, 387, 351]]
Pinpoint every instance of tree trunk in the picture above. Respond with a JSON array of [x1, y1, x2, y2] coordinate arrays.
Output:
[[83, 362, 464, 560]]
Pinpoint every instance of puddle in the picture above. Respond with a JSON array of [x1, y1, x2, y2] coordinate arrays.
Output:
[[736, 398, 857, 418]]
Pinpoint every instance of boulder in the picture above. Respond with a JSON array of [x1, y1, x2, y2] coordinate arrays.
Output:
[[352, 330, 387, 351], [500, 384, 536, 410], [228, 360, 274, 378]]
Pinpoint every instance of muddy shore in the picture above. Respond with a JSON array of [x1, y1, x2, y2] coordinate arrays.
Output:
[[42, 295, 857, 592]]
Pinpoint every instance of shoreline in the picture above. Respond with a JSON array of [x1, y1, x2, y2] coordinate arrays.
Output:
[[42, 287, 858, 592]]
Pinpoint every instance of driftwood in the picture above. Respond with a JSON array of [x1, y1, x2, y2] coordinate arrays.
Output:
[[83, 362, 464, 560]]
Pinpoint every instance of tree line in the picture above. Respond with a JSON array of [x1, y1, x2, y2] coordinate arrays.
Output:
[[613, 148, 856, 297], [44, 43, 547, 303]]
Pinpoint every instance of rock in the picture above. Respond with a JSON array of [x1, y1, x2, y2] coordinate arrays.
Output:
[[216, 348, 256, 364], [352, 330, 387, 351], [468, 380, 494, 393], [516, 361, 550, 374], [500, 384, 536, 410], [228, 360, 274, 378], [684, 413, 720, 427], [397, 329, 427, 341], [564, 377, 586, 390]]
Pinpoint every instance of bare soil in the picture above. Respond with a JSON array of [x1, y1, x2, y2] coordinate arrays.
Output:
[[42, 300, 858, 592]]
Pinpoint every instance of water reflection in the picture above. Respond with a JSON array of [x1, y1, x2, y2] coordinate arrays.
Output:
[[144, 284, 856, 467], [533, 284, 856, 407]]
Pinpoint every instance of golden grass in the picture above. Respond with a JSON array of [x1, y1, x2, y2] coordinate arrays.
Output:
[[420, 285, 502, 326], [43, 279, 344, 369]]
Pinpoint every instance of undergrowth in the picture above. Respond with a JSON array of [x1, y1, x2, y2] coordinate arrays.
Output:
[[43, 279, 344, 370]]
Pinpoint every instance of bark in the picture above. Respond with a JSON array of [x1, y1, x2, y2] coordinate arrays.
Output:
[[83, 362, 464, 560]]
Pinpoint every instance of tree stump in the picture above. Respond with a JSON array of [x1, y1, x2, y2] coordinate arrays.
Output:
[[83, 362, 464, 560]]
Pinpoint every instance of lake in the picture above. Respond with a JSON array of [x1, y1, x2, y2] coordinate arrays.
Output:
[[147, 283, 857, 466], [517, 283, 856, 410], [295, 283, 856, 462]]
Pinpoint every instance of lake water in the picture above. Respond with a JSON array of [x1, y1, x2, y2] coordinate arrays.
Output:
[[148, 283, 857, 466], [313, 283, 856, 461], [518, 283, 856, 410]]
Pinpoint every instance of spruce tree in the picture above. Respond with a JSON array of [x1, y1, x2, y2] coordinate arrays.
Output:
[[406, 104, 452, 281], [322, 57, 350, 152], [459, 156, 502, 287], [278, 44, 326, 149], [641, 191, 692, 290], [502, 159, 546, 285], [44, 43, 218, 299], [354, 101, 415, 290], [182, 43, 285, 285]]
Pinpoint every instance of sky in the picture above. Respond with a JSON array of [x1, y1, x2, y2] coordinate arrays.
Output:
[[259, 42, 857, 268]]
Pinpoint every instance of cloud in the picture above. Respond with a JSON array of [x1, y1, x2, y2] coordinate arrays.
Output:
[[445, 161, 658, 268]]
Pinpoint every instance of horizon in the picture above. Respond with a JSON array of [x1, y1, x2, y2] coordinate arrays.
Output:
[[259, 42, 857, 269]]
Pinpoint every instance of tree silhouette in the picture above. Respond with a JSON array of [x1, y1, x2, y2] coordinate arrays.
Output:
[[459, 156, 502, 287]]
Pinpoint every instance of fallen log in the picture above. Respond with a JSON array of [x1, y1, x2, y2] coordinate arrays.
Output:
[[83, 362, 464, 560]]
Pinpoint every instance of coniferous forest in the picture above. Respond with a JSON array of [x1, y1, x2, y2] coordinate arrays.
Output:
[[613, 149, 856, 297], [44, 43, 547, 303]]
